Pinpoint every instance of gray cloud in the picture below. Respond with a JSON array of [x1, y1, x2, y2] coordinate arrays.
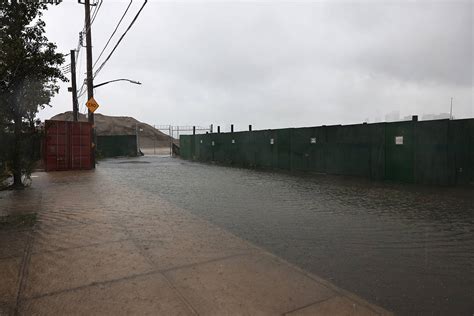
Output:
[[40, 0, 473, 130]]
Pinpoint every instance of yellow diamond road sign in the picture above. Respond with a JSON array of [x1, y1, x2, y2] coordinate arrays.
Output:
[[86, 97, 100, 113]]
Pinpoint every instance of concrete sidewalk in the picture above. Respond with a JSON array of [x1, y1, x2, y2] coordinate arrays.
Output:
[[0, 171, 391, 315]]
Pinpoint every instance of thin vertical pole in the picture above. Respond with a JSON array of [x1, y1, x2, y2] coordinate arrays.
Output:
[[70, 49, 79, 122], [169, 125, 172, 156], [79, 122, 82, 169], [135, 123, 139, 155]]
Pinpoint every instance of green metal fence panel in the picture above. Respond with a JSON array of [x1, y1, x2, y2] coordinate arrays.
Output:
[[190, 134, 196, 160], [325, 125, 345, 175], [289, 127, 312, 172], [414, 120, 450, 185], [180, 135, 192, 160], [349, 124, 372, 177], [193, 134, 201, 160], [224, 133, 236, 164], [191, 133, 207, 162], [369, 123, 385, 180], [96, 135, 137, 158], [178, 119, 474, 185], [232, 131, 254, 167], [213, 133, 224, 162], [309, 127, 327, 173], [213, 133, 232, 163], [200, 134, 212, 162], [226, 133, 238, 165], [448, 119, 473, 185], [275, 129, 291, 170], [253, 130, 273, 169], [470, 120, 474, 184], [385, 121, 415, 183]]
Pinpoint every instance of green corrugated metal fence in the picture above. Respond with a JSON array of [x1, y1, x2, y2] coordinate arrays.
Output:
[[97, 135, 137, 158], [180, 119, 474, 185]]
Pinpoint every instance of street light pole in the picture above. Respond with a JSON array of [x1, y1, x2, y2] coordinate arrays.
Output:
[[93, 78, 141, 89]]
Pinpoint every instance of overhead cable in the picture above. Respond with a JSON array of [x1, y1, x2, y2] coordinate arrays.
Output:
[[93, 0, 148, 78], [93, 0, 133, 70]]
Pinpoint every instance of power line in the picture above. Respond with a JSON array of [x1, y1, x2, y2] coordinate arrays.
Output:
[[93, 0, 133, 70], [76, 58, 87, 99], [77, 84, 87, 100], [93, 0, 148, 79], [76, 49, 87, 102], [61, 63, 71, 75], [76, 0, 144, 104], [75, 33, 83, 61], [80, 92, 88, 114], [76, 0, 106, 101], [82, 0, 102, 34], [89, 0, 103, 28], [73, 6, 92, 91]]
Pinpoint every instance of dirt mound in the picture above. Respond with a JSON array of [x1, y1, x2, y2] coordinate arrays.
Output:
[[50, 111, 172, 147]]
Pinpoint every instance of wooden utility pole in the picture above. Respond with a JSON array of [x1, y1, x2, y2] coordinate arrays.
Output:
[[70, 49, 79, 122], [83, 0, 95, 167]]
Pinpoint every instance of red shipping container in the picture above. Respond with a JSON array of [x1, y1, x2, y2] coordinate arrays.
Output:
[[44, 120, 92, 171]]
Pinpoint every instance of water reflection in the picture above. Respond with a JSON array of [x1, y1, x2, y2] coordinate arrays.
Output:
[[100, 156, 474, 315]]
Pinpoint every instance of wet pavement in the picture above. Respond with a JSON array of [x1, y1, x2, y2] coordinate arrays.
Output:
[[100, 156, 474, 315], [0, 163, 389, 315]]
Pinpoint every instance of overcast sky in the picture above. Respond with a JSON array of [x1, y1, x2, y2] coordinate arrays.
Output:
[[40, 0, 473, 131]]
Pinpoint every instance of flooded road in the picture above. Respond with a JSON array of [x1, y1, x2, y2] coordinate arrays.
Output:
[[100, 156, 474, 315]]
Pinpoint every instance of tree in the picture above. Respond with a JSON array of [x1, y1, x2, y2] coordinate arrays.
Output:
[[0, 1, 66, 188]]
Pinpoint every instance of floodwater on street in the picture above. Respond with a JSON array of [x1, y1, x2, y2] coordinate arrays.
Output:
[[100, 155, 474, 315]]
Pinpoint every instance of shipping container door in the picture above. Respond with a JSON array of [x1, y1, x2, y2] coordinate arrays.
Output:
[[70, 122, 91, 170], [45, 121, 69, 171]]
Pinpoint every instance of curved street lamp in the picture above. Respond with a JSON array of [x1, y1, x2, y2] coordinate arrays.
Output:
[[93, 78, 142, 89]]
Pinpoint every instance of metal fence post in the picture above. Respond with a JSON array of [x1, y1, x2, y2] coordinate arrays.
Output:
[[169, 125, 172, 156]]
